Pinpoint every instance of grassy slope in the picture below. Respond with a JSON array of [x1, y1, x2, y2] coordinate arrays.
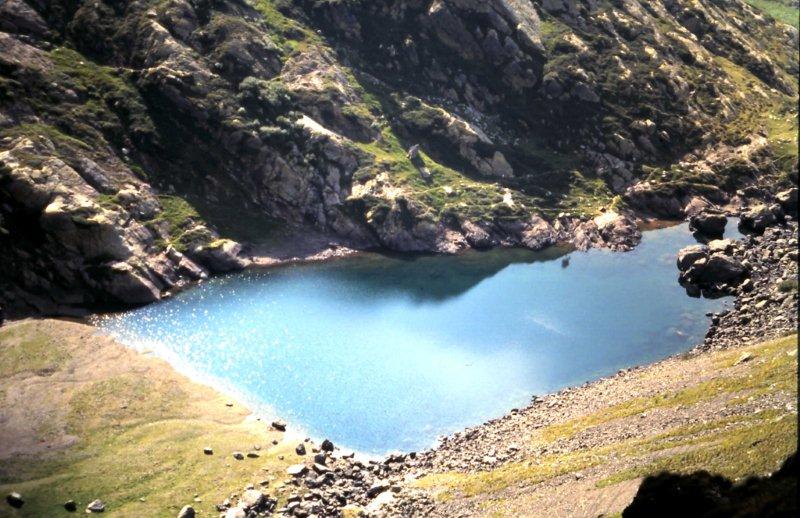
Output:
[[745, 0, 800, 28], [0, 320, 303, 517], [414, 334, 798, 514]]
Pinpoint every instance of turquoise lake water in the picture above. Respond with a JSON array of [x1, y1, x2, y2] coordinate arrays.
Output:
[[97, 222, 738, 455]]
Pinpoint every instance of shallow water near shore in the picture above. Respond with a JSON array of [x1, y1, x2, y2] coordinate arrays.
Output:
[[97, 222, 741, 455]]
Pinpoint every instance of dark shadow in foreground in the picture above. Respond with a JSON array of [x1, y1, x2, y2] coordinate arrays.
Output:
[[623, 452, 798, 518]]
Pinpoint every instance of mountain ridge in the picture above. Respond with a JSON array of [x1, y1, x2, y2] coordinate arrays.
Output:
[[0, 0, 797, 315]]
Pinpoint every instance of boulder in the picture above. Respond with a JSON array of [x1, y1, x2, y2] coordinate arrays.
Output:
[[676, 245, 709, 271], [224, 507, 246, 518], [681, 253, 747, 287], [708, 239, 734, 255], [239, 490, 264, 510], [689, 211, 726, 238], [191, 239, 250, 273], [287, 464, 308, 477], [776, 188, 798, 216], [739, 205, 778, 234], [6, 492, 24, 508]]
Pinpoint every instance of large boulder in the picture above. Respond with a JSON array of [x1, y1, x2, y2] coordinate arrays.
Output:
[[689, 211, 726, 238], [679, 252, 747, 291]]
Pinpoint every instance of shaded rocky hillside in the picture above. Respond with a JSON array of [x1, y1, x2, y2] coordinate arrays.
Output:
[[0, 0, 797, 314]]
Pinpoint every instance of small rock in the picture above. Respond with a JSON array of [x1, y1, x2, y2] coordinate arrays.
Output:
[[86, 499, 106, 513], [247, 451, 260, 458], [203, 447, 213, 455], [367, 480, 391, 498], [321, 439, 334, 452], [232, 451, 245, 460], [271, 420, 287, 431], [177, 505, 195, 518], [6, 492, 24, 509], [224, 507, 246, 518], [287, 464, 308, 477], [295, 444, 306, 455], [64, 500, 77, 512], [735, 352, 754, 365], [239, 489, 264, 510]]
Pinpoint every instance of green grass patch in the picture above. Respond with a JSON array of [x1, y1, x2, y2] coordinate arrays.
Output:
[[744, 0, 799, 28], [0, 324, 70, 378], [0, 321, 297, 516]]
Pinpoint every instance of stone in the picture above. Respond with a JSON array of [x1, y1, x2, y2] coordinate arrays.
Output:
[[86, 499, 106, 513], [739, 205, 777, 234], [6, 492, 23, 508], [177, 505, 195, 518], [321, 439, 334, 452], [224, 507, 246, 518], [247, 451, 260, 458], [232, 451, 245, 460], [287, 464, 308, 477], [295, 443, 306, 455], [690, 211, 726, 238], [203, 447, 213, 455], [677, 245, 709, 271], [239, 489, 264, 510], [271, 420, 287, 431], [735, 352, 754, 365], [708, 239, 734, 254], [366, 480, 391, 498], [191, 239, 250, 273], [776, 188, 798, 215], [64, 500, 77, 512]]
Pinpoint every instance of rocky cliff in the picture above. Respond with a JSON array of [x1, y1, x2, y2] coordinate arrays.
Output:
[[0, 0, 797, 314]]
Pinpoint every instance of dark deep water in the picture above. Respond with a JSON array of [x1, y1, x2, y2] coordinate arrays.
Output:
[[97, 222, 739, 455]]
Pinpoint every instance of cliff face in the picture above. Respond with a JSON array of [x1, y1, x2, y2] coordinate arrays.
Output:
[[0, 0, 797, 314]]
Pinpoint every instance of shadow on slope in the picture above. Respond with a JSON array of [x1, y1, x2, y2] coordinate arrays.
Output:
[[623, 452, 798, 518]]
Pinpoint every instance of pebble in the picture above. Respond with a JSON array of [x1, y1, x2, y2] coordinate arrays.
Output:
[[86, 499, 105, 513], [203, 447, 213, 455], [232, 452, 244, 460], [64, 500, 77, 512]]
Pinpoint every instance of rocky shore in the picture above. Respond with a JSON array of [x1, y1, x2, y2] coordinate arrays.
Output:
[[2, 192, 797, 517], [190, 195, 798, 518]]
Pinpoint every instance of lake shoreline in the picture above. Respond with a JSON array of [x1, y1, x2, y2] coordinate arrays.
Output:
[[1, 218, 796, 516]]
